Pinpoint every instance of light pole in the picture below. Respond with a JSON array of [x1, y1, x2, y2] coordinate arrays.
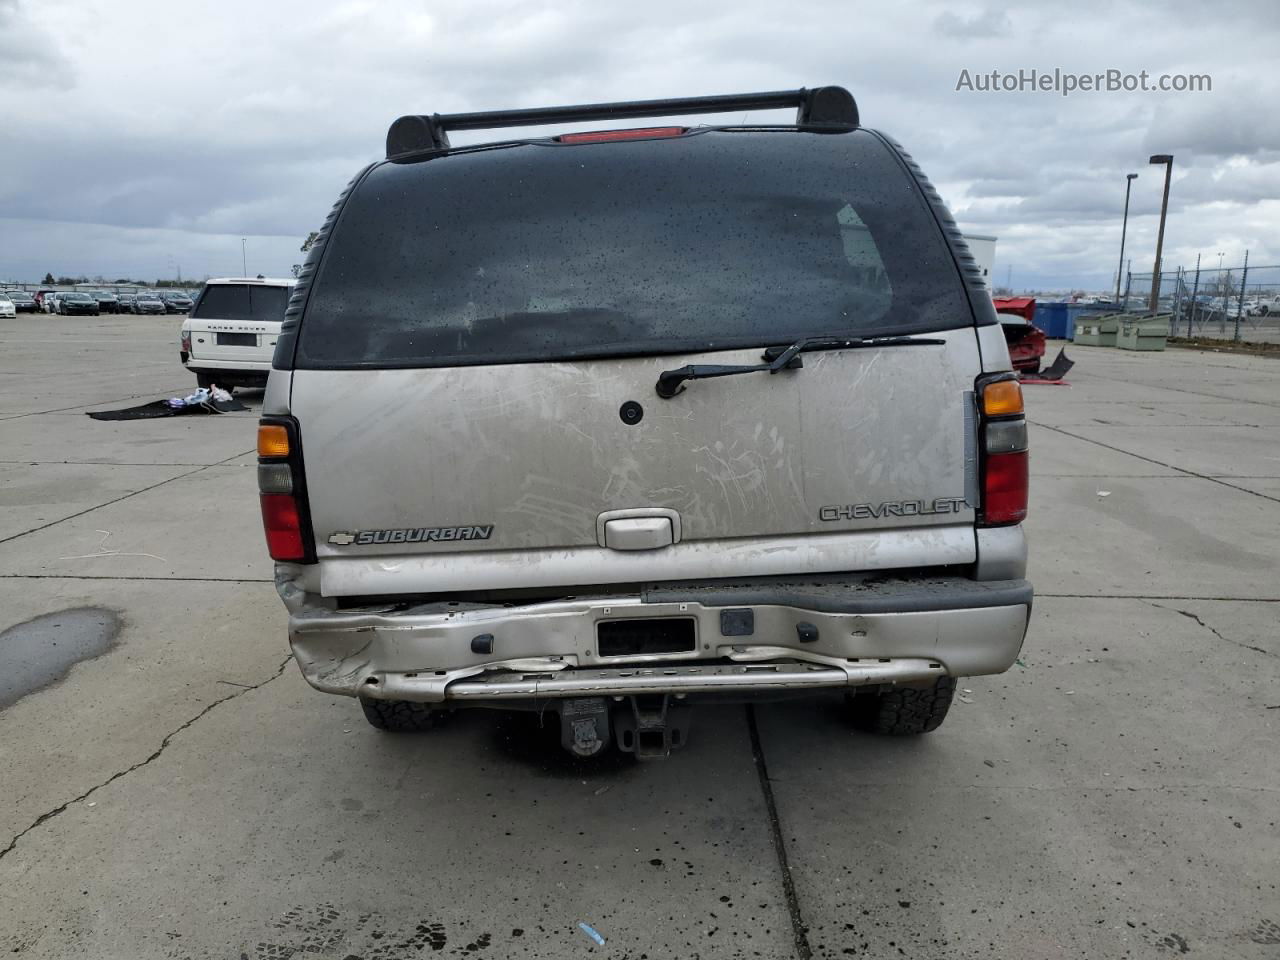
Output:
[[1148, 154, 1173, 312], [241, 238, 248, 277], [1115, 173, 1138, 304]]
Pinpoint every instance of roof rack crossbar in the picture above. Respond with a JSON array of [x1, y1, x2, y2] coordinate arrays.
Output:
[[386, 86, 857, 158]]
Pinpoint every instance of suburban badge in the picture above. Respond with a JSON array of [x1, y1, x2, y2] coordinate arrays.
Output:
[[328, 525, 494, 546]]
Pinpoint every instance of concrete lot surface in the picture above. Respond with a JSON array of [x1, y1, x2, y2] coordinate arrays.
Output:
[[1, 316, 1277, 959]]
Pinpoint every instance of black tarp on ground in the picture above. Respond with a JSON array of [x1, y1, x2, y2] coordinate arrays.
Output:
[[87, 397, 247, 420]]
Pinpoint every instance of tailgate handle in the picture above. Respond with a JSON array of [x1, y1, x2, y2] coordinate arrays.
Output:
[[597, 509, 680, 550]]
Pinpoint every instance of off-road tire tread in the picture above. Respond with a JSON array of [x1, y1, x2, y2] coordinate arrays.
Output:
[[850, 677, 956, 735], [359, 697, 447, 732]]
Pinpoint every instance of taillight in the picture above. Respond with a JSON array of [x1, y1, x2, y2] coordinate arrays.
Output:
[[977, 376, 1028, 526], [180, 331, 191, 353], [261, 494, 306, 561], [257, 417, 315, 562]]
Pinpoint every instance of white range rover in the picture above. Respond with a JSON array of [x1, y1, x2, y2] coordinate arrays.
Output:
[[180, 277, 296, 391]]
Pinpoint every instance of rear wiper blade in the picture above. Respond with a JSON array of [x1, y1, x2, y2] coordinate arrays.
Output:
[[654, 335, 945, 399]]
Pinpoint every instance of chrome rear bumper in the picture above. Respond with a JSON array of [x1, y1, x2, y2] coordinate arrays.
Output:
[[280, 573, 1031, 705], [382, 656, 946, 701]]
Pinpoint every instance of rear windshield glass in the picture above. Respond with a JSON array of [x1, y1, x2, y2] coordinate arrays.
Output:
[[297, 130, 967, 368], [194, 284, 289, 321]]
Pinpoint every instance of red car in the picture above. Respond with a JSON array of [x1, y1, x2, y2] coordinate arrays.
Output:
[[992, 297, 1047, 373]]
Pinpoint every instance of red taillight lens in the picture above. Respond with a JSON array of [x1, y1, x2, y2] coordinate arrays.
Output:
[[983, 451, 1028, 525], [260, 493, 306, 561], [180, 331, 191, 353], [258, 416, 314, 563], [556, 126, 687, 144]]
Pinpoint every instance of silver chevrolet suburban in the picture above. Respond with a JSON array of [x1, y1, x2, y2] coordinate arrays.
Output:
[[259, 87, 1031, 758]]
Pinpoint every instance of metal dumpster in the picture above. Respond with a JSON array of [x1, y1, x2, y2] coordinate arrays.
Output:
[[1034, 302, 1070, 339], [1073, 313, 1121, 347], [1117, 314, 1171, 351]]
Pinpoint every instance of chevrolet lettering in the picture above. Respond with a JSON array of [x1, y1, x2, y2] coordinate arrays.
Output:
[[820, 497, 969, 522]]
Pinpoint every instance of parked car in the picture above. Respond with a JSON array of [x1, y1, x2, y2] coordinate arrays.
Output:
[[1245, 296, 1280, 317], [132, 292, 167, 315], [260, 87, 1032, 757], [56, 292, 100, 316], [5, 290, 38, 312], [180, 277, 294, 390], [0, 294, 15, 319], [992, 297, 1047, 373], [115, 294, 137, 313], [88, 291, 120, 313], [34, 289, 58, 312], [157, 291, 194, 314]]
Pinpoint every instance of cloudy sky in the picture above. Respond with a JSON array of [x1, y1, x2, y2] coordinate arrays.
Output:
[[1, 0, 1276, 291]]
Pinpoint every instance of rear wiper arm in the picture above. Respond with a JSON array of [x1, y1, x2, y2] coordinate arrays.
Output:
[[654, 335, 945, 399]]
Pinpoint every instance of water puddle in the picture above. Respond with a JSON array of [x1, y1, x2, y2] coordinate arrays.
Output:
[[0, 607, 121, 709]]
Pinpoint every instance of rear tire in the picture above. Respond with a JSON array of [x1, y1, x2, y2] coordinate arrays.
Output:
[[359, 697, 449, 732], [848, 677, 956, 735]]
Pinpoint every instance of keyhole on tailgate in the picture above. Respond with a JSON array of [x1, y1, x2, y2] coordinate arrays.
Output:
[[619, 400, 644, 425]]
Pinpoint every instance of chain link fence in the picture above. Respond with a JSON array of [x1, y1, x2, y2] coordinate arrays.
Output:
[[1121, 263, 1280, 343]]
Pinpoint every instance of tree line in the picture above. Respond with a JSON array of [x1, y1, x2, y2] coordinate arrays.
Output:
[[40, 273, 194, 287]]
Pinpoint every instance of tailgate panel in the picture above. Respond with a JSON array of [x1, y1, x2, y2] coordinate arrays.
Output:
[[292, 326, 982, 565], [187, 320, 280, 364]]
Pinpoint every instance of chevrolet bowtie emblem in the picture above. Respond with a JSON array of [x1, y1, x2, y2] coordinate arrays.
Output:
[[327, 532, 356, 545]]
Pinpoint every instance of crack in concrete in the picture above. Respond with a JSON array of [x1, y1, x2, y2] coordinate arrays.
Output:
[[1067, 366, 1280, 410], [1146, 601, 1273, 658], [1029, 420, 1280, 505], [0, 385, 198, 422], [0, 448, 255, 547], [746, 705, 812, 960], [0, 655, 292, 864]]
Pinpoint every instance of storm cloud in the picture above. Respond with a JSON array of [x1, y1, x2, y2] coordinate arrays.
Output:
[[1, 0, 1276, 289]]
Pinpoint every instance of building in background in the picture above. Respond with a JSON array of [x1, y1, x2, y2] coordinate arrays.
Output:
[[963, 234, 997, 288]]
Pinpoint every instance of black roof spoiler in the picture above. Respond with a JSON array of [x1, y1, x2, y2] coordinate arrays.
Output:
[[385, 86, 857, 159]]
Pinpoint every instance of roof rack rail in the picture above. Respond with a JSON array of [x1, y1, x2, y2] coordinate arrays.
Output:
[[385, 86, 857, 158]]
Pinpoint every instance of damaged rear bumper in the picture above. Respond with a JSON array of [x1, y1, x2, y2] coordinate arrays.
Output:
[[279, 573, 1032, 705]]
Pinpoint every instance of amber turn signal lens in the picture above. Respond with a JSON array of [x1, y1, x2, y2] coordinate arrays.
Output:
[[982, 380, 1024, 416], [257, 424, 290, 458]]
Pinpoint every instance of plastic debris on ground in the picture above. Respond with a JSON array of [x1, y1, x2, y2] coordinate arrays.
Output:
[[577, 922, 606, 947], [1020, 347, 1075, 384], [88, 387, 248, 420]]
